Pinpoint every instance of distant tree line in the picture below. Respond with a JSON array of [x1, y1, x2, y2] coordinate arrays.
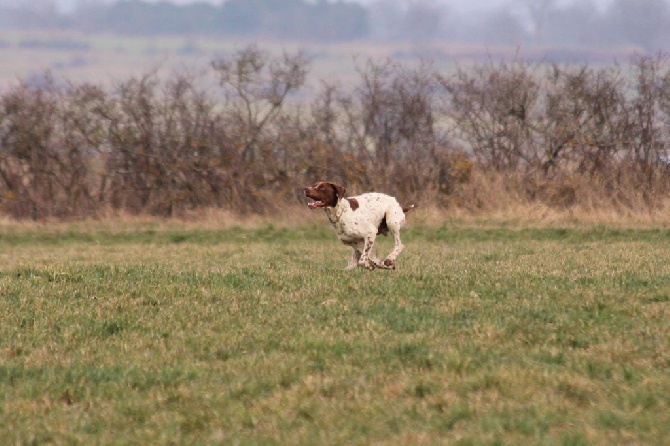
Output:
[[1, 46, 670, 219], [2, 0, 670, 51], [370, 0, 670, 53]]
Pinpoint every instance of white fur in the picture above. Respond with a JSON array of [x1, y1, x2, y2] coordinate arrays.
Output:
[[324, 193, 407, 270]]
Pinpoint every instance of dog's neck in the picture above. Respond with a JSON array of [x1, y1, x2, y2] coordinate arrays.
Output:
[[324, 199, 347, 226]]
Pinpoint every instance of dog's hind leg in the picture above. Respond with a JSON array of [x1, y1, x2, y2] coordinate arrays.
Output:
[[382, 208, 406, 269], [382, 230, 404, 269]]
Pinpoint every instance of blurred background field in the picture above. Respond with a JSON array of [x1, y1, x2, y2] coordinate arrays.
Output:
[[2, 0, 666, 91]]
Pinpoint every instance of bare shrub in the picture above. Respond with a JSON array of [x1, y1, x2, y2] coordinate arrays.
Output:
[[273, 82, 366, 195], [539, 55, 670, 194], [335, 59, 447, 199], [102, 71, 226, 216], [2, 50, 670, 220], [438, 55, 670, 209], [538, 64, 631, 180], [439, 59, 542, 171], [626, 53, 670, 191], [210, 45, 311, 212], [0, 74, 106, 219]]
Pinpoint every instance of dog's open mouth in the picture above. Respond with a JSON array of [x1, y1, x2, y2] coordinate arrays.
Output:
[[307, 200, 325, 209], [304, 186, 329, 209]]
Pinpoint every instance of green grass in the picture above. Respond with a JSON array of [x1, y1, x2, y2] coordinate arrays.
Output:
[[1, 223, 669, 444]]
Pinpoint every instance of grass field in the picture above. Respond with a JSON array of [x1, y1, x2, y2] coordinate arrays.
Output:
[[1, 219, 669, 445]]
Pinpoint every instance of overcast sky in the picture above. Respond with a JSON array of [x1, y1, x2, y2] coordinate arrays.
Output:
[[53, 0, 614, 14]]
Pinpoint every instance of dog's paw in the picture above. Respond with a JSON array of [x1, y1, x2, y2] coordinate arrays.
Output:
[[358, 258, 376, 270]]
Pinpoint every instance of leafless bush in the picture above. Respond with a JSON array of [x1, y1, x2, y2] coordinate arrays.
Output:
[[210, 45, 310, 212], [627, 54, 670, 184], [333, 59, 447, 199], [439, 55, 670, 208], [543, 55, 670, 202], [0, 75, 106, 219], [538, 64, 631, 178], [2, 49, 670, 220], [272, 83, 364, 193], [439, 60, 542, 171], [101, 71, 227, 216]]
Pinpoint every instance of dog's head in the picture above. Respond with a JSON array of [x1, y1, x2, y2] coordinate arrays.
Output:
[[303, 181, 347, 209]]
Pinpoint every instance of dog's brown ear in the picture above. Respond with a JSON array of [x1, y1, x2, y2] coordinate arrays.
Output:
[[332, 183, 346, 200]]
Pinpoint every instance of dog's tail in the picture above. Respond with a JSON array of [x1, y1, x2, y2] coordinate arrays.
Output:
[[402, 204, 416, 214]]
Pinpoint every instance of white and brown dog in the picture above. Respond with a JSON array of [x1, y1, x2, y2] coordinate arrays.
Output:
[[304, 181, 414, 270]]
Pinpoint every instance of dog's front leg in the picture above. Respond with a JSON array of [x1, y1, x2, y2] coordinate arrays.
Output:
[[346, 248, 362, 270], [358, 235, 377, 270]]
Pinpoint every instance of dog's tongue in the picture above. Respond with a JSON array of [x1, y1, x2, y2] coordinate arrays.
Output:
[[307, 201, 324, 209]]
